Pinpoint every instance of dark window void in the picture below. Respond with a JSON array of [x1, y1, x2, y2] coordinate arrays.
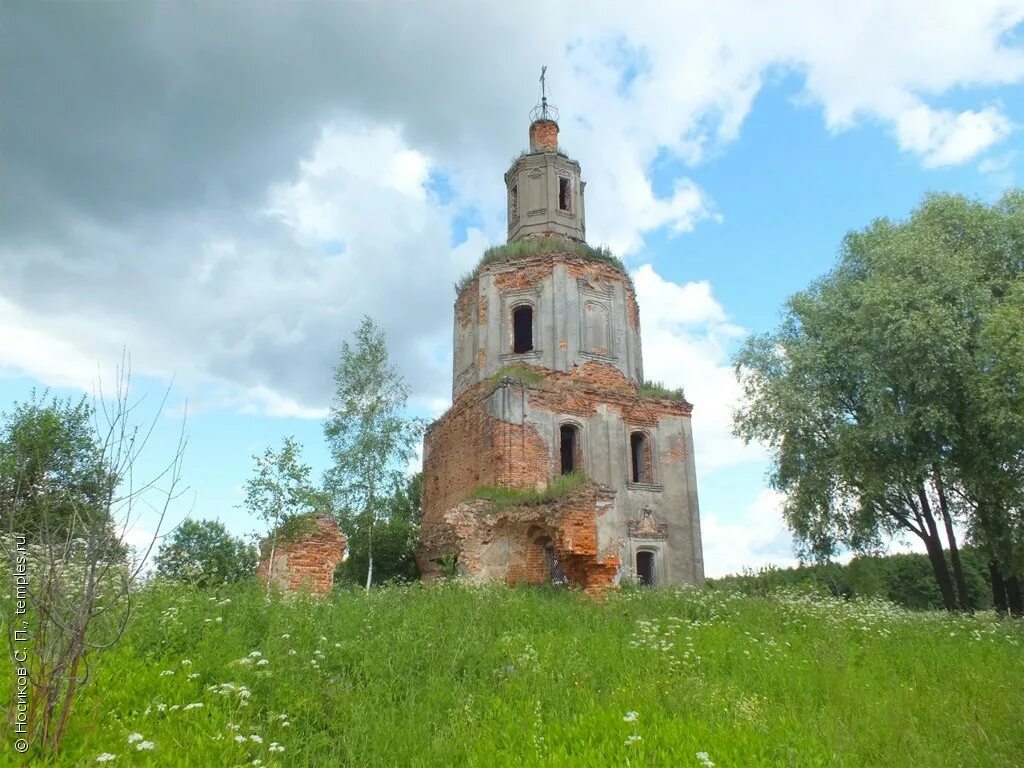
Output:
[[560, 424, 579, 475], [510, 184, 518, 217], [512, 305, 533, 353], [545, 545, 568, 585], [630, 431, 651, 483], [636, 551, 655, 586], [559, 177, 571, 211]]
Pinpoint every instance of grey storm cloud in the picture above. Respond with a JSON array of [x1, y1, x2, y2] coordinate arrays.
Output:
[[1, 2, 551, 231], [0, 3, 567, 412]]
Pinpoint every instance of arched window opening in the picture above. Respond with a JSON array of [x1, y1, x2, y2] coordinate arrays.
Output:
[[630, 431, 652, 484], [512, 305, 534, 353], [636, 551, 655, 587], [560, 423, 580, 475], [509, 184, 518, 218]]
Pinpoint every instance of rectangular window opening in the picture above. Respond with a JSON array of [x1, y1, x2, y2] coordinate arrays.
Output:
[[512, 305, 534, 353], [558, 177, 571, 212], [560, 424, 578, 475]]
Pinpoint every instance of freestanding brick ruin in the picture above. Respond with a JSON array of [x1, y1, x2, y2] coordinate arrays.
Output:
[[257, 514, 348, 596], [417, 91, 705, 591]]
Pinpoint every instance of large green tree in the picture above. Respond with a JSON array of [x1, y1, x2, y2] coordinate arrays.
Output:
[[154, 519, 257, 586], [734, 191, 1024, 613], [0, 391, 113, 540], [323, 316, 423, 589]]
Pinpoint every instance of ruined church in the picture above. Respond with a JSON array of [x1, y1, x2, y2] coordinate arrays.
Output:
[[417, 90, 704, 591]]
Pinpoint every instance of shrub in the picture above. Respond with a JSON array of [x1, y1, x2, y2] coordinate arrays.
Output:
[[469, 471, 587, 509], [155, 519, 257, 587], [637, 380, 686, 401]]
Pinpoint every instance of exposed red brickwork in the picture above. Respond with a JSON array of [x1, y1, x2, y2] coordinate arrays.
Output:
[[661, 434, 687, 464], [478, 295, 488, 325], [626, 291, 641, 332], [421, 387, 550, 533], [529, 119, 559, 151], [523, 360, 692, 420], [494, 262, 553, 291], [418, 482, 620, 595], [455, 286, 474, 328], [257, 515, 347, 596]]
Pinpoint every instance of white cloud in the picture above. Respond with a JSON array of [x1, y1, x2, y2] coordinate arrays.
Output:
[[702, 488, 797, 578], [633, 265, 762, 474], [896, 104, 1013, 168]]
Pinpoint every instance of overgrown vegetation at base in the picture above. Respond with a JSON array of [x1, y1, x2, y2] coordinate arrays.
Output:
[[455, 238, 629, 294], [638, 379, 686, 401], [469, 471, 587, 508], [709, 547, 996, 611], [4, 582, 1021, 767]]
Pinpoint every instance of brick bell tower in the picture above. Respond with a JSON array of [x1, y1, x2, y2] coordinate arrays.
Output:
[[417, 73, 704, 591]]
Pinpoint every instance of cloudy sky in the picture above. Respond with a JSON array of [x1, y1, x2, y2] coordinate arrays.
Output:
[[2, 2, 1023, 576]]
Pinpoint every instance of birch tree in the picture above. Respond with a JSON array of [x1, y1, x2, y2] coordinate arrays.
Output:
[[323, 316, 422, 589], [241, 436, 318, 591]]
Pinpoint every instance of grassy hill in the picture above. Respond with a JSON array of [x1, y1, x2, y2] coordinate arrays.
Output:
[[5, 583, 1022, 767]]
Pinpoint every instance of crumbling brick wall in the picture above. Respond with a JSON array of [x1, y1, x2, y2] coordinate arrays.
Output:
[[421, 383, 550, 533], [257, 515, 347, 596], [418, 482, 620, 594]]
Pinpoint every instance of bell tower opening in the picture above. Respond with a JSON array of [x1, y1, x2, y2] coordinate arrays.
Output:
[[512, 305, 534, 353], [504, 68, 585, 244]]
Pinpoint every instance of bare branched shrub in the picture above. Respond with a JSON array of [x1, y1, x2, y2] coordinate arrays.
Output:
[[1, 358, 188, 755]]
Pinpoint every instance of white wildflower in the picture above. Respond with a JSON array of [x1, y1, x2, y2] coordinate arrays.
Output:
[[234, 734, 247, 744], [96, 754, 118, 763], [183, 703, 203, 711], [625, 734, 642, 746], [256, 659, 269, 666], [181, 659, 192, 666], [623, 711, 638, 723], [159, 670, 174, 676], [697, 751, 715, 767], [269, 742, 285, 753], [135, 741, 155, 751], [249, 734, 263, 744], [126, 733, 144, 745]]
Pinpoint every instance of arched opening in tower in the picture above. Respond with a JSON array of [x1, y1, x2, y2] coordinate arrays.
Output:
[[512, 305, 534, 353], [559, 423, 580, 475], [630, 431, 652, 484], [636, 550, 655, 587]]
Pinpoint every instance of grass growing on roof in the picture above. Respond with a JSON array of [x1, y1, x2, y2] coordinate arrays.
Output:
[[486, 363, 543, 390], [637, 380, 686, 401], [469, 471, 587, 508], [455, 238, 629, 294]]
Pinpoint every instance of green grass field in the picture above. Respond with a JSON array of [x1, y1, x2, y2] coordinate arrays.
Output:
[[6, 583, 1023, 767]]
